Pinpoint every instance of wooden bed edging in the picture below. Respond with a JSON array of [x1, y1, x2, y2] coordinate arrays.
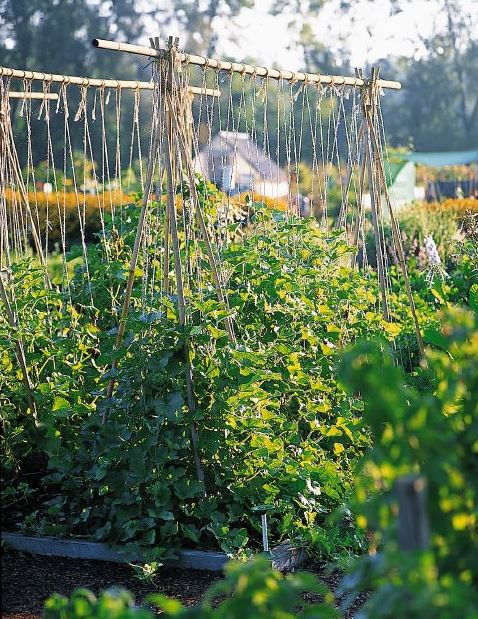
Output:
[[1, 532, 228, 572], [2, 532, 307, 572]]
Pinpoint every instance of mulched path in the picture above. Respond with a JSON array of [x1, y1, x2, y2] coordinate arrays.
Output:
[[1, 548, 364, 618], [2, 549, 219, 618]]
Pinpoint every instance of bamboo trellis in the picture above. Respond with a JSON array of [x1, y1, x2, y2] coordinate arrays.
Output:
[[0, 36, 426, 491], [93, 35, 423, 352], [91, 35, 425, 485]]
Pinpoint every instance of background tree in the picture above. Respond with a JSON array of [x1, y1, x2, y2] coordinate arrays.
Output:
[[0, 0, 149, 170], [157, 0, 254, 57], [0, 0, 144, 76], [380, 0, 478, 150]]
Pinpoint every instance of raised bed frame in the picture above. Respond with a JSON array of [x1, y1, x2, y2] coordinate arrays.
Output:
[[2, 532, 306, 572]]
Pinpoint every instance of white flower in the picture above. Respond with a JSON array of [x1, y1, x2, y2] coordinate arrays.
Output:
[[424, 235, 441, 266], [422, 234, 448, 284]]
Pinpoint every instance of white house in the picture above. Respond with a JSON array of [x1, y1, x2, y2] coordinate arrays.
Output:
[[193, 131, 289, 198]]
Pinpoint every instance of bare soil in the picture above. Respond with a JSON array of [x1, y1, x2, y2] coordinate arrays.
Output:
[[1, 548, 364, 618]]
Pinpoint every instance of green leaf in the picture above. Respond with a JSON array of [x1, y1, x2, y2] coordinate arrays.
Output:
[[469, 284, 478, 312], [52, 396, 70, 412]]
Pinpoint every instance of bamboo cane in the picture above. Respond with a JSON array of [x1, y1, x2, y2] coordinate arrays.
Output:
[[104, 122, 161, 411], [8, 92, 58, 100], [162, 189, 171, 295], [0, 66, 219, 97], [92, 38, 402, 90], [365, 110, 425, 357], [167, 93, 235, 342], [161, 38, 206, 486], [358, 68, 390, 322], [350, 146, 367, 269], [0, 272, 38, 423], [363, 120, 391, 322]]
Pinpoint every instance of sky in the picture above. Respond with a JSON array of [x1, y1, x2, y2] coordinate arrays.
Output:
[[144, 0, 478, 71], [228, 0, 469, 68]]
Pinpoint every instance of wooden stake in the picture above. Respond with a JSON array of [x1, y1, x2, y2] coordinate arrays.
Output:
[[167, 93, 235, 342], [361, 71, 391, 323], [162, 37, 206, 486], [396, 475, 430, 551], [0, 272, 38, 423]]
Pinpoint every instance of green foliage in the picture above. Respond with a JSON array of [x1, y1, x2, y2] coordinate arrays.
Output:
[[44, 588, 153, 619], [1, 190, 391, 557], [44, 557, 339, 619], [338, 309, 478, 617], [365, 202, 458, 270]]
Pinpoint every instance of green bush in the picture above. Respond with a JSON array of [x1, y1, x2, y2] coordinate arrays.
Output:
[[43, 556, 339, 619], [338, 308, 478, 618], [1, 184, 395, 557]]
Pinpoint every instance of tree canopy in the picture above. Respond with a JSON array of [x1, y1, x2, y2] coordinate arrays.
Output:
[[1, 0, 476, 156]]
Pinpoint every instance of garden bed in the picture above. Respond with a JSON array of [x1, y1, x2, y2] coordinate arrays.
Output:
[[1, 532, 227, 571], [1, 532, 306, 572]]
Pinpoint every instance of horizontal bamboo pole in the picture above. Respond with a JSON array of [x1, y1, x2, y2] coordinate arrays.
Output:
[[0, 67, 219, 97], [92, 38, 402, 90], [92, 38, 161, 58], [9, 91, 58, 100]]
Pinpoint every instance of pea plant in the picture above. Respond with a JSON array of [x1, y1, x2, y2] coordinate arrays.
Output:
[[1, 185, 401, 558]]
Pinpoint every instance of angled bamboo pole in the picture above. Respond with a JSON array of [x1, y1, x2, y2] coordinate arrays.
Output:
[[104, 120, 162, 410], [361, 69, 391, 323], [161, 36, 206, 486], [358, 67, 424, 357], [162, 187, 171, 294], [365, 111, 425, 357], [350, 145, 368, 269], [0, 273, 38, 423], [167, 94, 235, 342]]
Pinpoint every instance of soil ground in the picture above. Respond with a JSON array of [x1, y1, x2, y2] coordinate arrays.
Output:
[[1, 548, 363, 618]]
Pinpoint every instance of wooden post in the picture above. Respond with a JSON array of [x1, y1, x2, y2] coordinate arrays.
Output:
[[396, 475, 430, 551]]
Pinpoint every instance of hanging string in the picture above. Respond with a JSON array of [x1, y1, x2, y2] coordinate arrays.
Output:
[[114, 86, 122, 231], [63, 83, 93, 305]]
